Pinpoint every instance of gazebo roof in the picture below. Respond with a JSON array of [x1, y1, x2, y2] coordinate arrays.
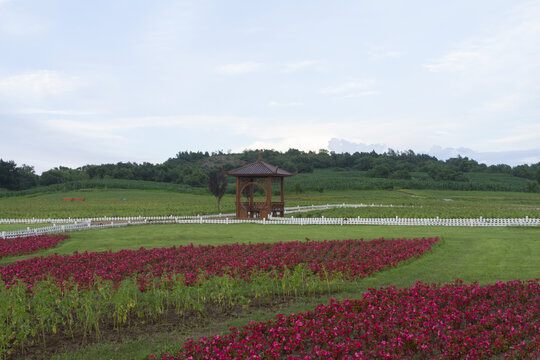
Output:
[[226, 158, 295, 177]]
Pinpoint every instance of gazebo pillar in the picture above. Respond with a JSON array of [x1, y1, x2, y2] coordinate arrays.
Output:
[[266, 177, 272, 216], [249, 180, 254, 212], [281, 177, 284, 203], [235, 177, 241, 218]]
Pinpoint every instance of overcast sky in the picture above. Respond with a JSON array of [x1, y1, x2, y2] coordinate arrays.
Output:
[[1, 0, 539, 173]]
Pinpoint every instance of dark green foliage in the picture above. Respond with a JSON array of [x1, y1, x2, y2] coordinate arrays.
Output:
[[527, 181, 540, 193], [366, 164, 391, 178], [1, 149, 538, 193], [0, 159, 38, 190], [390, 169, 411, 180]]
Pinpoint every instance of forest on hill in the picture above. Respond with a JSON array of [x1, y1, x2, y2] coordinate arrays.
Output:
[[1, 149, 539, 193]]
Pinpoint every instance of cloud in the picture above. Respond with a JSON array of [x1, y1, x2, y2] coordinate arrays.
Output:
[[217, 62, 263, 74], [44, 119, 126, 141], [284, 60, 322, 72], [428, 145, 540, 166], [473, 94, 522, 113], [0, 70, 80, 99], [321, 80, 372, 94], [367, 45, 405, 60], [20, 109, 96, 116], [321, 79, 380, 99], [267, 101, 304, 107], [0, 2, 48, 37], [425, 2, 540, 74], [344, 90, 381, 98], [328, 138, 387, 154], [425, 51, 488, 72], [42, 116, 256, 141], [217, 60, 323, 75]]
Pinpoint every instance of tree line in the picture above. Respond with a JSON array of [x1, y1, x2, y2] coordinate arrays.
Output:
[[1, 149, 540, 191]]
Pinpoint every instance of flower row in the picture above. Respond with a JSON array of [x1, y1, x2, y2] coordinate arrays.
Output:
[[0, 234, 68, 259], [0, 237, 438, 288], [151, 279, 539, 360]]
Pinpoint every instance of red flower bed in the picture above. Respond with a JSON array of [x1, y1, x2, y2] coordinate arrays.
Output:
[[0, 234, 69, 259], [0, 237, 438, 288], [151, 279, 540, 360]]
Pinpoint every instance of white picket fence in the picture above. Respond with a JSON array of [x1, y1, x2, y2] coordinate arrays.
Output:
[[1, 221, 128, 239], [1, 204, 538, 239], [1, 215, 539, 239]]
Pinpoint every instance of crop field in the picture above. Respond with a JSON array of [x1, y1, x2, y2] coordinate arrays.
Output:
[[0, 188, 539, 220], [289, 190, 540, 219], [287, 169, 531, 192], [0, 190, 235, 219], [0, 188, 539, 359]]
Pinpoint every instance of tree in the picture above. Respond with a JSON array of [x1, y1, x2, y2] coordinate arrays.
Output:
[[208, 170, 228, 212], [366, 164, 391, 178], [0, 160, 38, 190]]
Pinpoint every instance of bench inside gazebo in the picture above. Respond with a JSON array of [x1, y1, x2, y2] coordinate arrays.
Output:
[[224, 154, 296, 219]]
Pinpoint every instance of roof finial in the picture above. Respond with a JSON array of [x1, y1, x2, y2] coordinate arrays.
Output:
[[258, 151, 263, 161]]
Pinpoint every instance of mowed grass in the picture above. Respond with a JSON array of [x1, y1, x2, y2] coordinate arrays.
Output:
[[25, 223, 537, 360], [1, 188, 539, 219]]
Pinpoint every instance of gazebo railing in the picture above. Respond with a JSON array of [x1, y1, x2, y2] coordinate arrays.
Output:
[[271, 202, 284, 209]]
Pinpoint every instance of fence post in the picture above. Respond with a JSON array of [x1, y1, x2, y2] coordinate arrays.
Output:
[[1, 231, 5, 239]]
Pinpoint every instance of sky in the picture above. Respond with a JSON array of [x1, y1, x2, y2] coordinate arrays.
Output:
[[1, 0, 539, 173]]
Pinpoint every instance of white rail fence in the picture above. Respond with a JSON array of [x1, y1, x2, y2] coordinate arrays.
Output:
[[1, 215, 538, 239], [1, 221, 128, 239]]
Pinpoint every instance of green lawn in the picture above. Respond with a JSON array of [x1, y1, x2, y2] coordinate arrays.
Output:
[[25, 223, 537, 360]]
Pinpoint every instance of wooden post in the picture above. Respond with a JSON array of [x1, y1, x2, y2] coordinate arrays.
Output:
[[280, 177, 285, 217], [235, 177, 240, 218], [281, 177, 284, 203], [249, 179, 254, 216], [267, 177, 272, 215]]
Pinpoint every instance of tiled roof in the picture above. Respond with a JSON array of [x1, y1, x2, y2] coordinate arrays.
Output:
[[226, 161, 294, 176]]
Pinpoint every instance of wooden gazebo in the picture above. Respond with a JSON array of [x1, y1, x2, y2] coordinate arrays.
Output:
[[225, 153, 296, 219]]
